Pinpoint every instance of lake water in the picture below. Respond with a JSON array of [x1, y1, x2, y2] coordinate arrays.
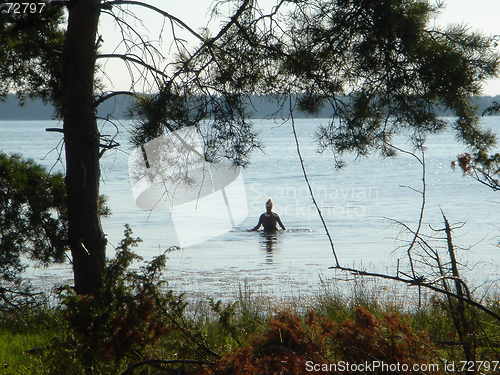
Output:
[[1, 118, 500, 303]]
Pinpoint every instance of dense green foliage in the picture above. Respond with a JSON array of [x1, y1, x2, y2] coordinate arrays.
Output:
[[0, 0, 65, 113], [0, 152, 110, 307], [0, 153, 67, 283]]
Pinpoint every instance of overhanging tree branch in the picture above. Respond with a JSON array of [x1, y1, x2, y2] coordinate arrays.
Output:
[[94, 90, 136, 107], [96, 53, 169, 79], [102, 0, 207, 44]]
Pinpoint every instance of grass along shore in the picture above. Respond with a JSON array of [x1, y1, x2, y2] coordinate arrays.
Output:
[[2, 278, 500, 374]]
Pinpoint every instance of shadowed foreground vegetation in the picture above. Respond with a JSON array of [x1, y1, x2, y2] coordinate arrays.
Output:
[[1, 226, 500, 375]]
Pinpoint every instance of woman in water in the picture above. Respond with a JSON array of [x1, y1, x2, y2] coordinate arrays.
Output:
[[252, 199, 286, 232]]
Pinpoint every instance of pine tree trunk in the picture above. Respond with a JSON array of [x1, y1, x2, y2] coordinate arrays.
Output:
[[62, 0, 105, 295]]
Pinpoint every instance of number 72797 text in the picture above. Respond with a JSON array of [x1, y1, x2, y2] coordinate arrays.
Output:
[[4, 3, 47, 14]]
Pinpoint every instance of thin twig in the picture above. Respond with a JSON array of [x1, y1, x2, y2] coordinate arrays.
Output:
[[289, 96, 339, 267]]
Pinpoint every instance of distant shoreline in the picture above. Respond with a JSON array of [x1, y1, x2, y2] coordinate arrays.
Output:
[[1, 93, 500, 120]]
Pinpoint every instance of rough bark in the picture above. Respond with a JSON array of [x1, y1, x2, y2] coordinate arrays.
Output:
[[61, 0, 106, 294]]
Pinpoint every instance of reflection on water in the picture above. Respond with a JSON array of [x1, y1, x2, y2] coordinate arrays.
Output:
[[230, 228, 313, 263], [259, 231, 279, 262], [254, 228, 312, 263]]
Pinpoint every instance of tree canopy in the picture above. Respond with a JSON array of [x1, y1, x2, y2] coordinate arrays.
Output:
[[130, 0, 498, 163], [0, 2, 65, 112]]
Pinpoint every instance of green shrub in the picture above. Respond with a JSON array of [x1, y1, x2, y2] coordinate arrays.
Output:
[[45, 225, 181, 374]]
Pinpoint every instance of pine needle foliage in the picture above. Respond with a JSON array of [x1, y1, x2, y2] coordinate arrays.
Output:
[[0, 153, 67, 284]]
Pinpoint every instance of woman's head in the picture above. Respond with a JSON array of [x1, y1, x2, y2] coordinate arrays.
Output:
[[265, 198, 273, 211]]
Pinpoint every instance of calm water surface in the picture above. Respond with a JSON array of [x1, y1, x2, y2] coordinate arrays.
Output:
[[1, 118, 499, 300]]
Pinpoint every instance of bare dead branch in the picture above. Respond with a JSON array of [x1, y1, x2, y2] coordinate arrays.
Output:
[[45, 128, 64, 133], [96, 53, 169, 79], [289, 96, 339, 266], [94, 91, 136, 107], [103, 0, 207, 44]]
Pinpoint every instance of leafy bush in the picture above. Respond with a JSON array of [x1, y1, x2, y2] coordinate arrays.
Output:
[[47, 225, 181, 374]]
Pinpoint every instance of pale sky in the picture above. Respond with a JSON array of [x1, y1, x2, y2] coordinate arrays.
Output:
[[96, 0, 500, 95]]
